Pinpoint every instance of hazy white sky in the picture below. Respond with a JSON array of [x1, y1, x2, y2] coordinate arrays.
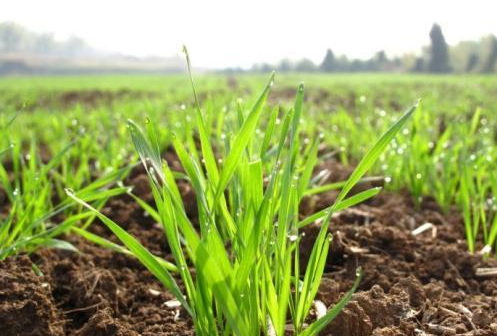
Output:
[[2, 0, 497, 68]]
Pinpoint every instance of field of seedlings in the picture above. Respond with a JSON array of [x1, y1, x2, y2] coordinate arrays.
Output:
[[1, 59, 497, 335]]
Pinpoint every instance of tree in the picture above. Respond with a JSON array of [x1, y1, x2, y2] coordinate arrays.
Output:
[[33, 33, 57, 55], [465, 53, 479, 72], [295, 58, 316, 72], [0, 22, 28, 52], [63, 36, 92, 57], [319, 49, 335, 72], [412, 57, 425, 72], [479, 35, 497, 73], [428, 23, 451, 73], [372, 50, 388, 71], [277, 59, 292, 72]]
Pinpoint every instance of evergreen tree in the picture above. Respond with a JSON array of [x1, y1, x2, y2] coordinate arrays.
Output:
[[428, 23, 451, 73], [372, 50, 388, 71], [319, 49, 335, 72]]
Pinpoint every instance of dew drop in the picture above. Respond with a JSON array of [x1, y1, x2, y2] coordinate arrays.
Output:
[[298, 280, 304, 292]]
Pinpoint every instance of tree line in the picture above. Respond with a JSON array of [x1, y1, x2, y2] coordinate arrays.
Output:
[[247, 24, 497, 74], [0, 21, 96, 57], [1, 21, 496, 74]]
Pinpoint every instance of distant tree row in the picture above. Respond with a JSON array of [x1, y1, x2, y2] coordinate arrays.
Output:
[[1, 21, 496, 74], [0, 22, 96, 57], [249, 24, 497, 74], [251, 49, 401, 73]]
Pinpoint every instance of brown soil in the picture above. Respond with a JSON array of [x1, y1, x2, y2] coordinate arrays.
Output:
[[9, 89, 159, 111], [269, 87, 356, 110], [1, 160, 497, 336]]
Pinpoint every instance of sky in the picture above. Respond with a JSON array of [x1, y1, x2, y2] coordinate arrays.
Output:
[[1, 0, 497, 69]]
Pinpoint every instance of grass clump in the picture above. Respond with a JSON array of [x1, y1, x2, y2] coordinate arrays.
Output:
[[0, 111, 131, 260], [67, 48, 416, 335]]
